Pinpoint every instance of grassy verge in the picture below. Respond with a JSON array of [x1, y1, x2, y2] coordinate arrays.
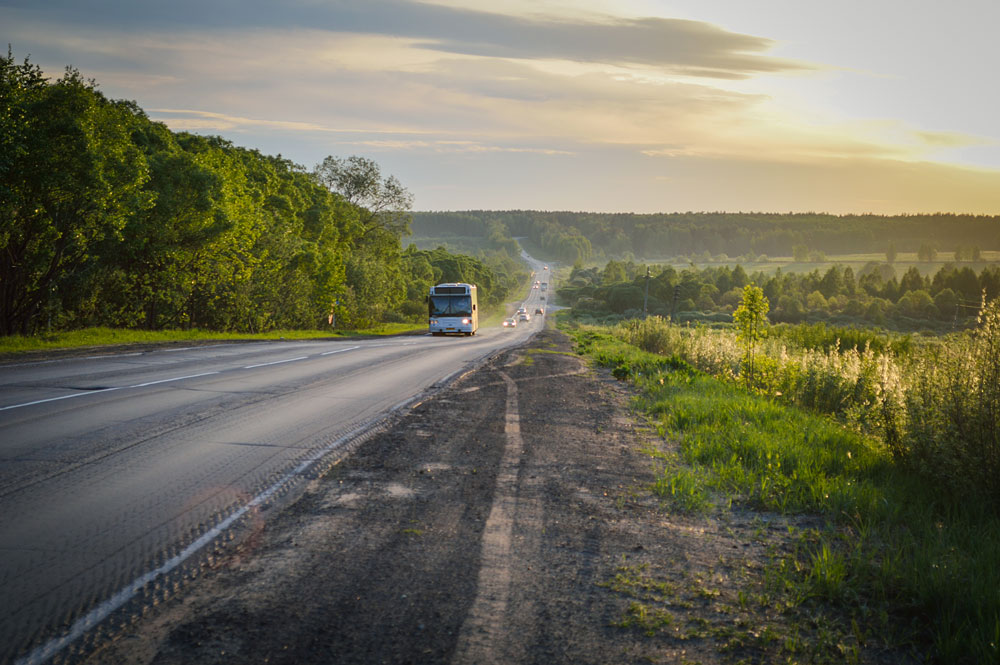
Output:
[[565, 320, 1000, 663], [0, 324, 426, 356]]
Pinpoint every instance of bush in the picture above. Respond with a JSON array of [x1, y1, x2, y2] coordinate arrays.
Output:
[[902, 299, 1000, 501], [616, 316, 678, 355]]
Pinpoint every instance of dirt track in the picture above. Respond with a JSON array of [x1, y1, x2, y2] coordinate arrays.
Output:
[[83, 327, 865, 665]]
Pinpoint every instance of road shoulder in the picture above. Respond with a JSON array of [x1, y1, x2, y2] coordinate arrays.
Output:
[[84, 327, 811, 664]]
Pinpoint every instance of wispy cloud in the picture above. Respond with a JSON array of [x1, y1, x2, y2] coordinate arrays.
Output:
[[4, 0, 998, 213], [150, 109, 438, 136], [3, 0, 810, 78]]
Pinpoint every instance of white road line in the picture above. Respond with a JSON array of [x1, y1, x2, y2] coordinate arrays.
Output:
[[320, 346, 360, 356], [130, 372, 220, 388], [243, 356, 308, 369], [0, 387, 124, 412], [1, 346, 362, 411]]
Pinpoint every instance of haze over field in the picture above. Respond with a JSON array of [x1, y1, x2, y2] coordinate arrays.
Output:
[[4, 0, 1000, 213]]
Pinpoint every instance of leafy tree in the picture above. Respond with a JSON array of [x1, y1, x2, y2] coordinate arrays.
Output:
[[886, 240, 898, 264], [896, 290, 936, 319], [733, 284, 770, 389], [806, 290, 829, 311], [917, 243, 937, 262], [900, 266, 926, 295], [0, 54, 152, 333], [934, 288, 958, 319], [818, 265, 843, 299], [602, 260, 627, 284], [314, 155, 413, 238]]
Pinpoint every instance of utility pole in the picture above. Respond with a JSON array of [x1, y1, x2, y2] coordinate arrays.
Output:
[[643, 267, 650, 319]]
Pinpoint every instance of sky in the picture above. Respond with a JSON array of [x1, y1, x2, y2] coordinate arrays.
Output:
[[4, 0, 1000, 214]]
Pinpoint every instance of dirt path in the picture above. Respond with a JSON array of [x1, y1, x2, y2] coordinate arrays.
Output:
[[82, 327, 854, 665]]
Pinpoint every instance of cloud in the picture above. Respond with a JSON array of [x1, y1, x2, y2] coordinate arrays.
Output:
[[914, 129, 985, 148], [1, 0, 809, 78], [150, 109, 437, 136]]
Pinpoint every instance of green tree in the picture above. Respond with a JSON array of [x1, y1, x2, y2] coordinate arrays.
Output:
[[602, 260, 627, 284], [934, 288, 958, 319], [314, 155, 413, 238], [0, 54, 152, 334], [886, 240, 898, 264], [733, 284, 770, 389], [900, 266, 926, 294]]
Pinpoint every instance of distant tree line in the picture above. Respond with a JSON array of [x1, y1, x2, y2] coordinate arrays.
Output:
[[414, 210, 1000, 262], [1, 53, 525, 335], [560, 259, 1000, 329]]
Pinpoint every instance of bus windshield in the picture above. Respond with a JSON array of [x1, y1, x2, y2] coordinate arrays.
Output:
[[429, 295, 472, 317]]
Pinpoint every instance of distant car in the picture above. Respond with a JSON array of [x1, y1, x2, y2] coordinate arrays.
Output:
[[535, 307, 544, 315], [518, 312, 530, 321], [502, 318, 517, 328]]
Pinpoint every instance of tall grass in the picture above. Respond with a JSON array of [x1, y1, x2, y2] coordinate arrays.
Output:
[[769, 321, 913, 356], [566, 320, 1000, 663], [616, 308, 1000, 506]]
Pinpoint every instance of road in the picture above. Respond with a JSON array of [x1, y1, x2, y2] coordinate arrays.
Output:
[[0, 264, 553, 664]]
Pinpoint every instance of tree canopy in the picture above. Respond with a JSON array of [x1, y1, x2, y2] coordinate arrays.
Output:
[[1, 52, 525, 335]]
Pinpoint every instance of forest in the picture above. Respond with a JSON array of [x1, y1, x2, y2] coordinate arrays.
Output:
[[0, 53, 525, 336], [413, 210, 1000, 264], [559, 258, 1000, 331]]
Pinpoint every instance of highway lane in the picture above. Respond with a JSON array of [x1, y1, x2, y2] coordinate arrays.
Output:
[[0, 268, 552, 664]]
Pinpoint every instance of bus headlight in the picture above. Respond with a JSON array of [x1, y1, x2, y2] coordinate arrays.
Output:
[[462, 318, 470, 324]]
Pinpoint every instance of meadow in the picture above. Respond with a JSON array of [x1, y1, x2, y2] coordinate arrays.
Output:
[[563, 305, 1000, 663]]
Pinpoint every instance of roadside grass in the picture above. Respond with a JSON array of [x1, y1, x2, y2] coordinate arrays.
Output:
[[565, 322, 1000, 663], [0, 324, 426, 356]]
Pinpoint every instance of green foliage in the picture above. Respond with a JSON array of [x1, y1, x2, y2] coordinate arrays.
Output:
[[769, 322, 912, 355], [733, 284, 770, 389], [1, 53, 153, 334], [1, 52, 524, 336], [900, 298, 1000, 502], [566, 321, 1000, 663], [413, 210, 1000, 263], [561, 257, 995, 332]]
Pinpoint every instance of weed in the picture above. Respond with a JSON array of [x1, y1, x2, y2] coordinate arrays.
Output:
[[616, 602, 675, 636], [566, 319, 1000, 662]]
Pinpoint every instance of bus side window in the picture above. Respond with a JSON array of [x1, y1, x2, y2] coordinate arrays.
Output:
[[473, 304, 476, 310]]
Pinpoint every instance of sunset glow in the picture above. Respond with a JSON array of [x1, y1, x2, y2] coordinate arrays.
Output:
[[4, 0, 998, 213]]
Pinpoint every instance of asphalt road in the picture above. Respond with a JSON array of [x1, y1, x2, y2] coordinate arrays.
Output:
[[0, 265, 552, 665]]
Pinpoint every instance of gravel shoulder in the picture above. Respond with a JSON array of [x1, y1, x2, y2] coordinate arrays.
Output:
[[82, 327, 831, 665]]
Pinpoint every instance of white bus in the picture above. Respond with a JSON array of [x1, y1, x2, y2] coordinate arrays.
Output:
[[428, 283, 478, 336]]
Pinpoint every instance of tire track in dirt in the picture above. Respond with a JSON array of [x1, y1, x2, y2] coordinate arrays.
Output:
[[451, 368, 523, 665]]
